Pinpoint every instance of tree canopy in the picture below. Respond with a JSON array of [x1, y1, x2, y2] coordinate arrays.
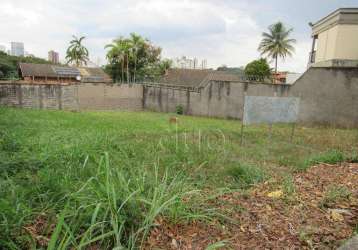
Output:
[[66, 36, 89, 66], [217, 65, 244, 75], [104, 33, 172, 83], [258, 22, 296, 73], [244, 58, 271, 79], [0, 51, 51, 79]]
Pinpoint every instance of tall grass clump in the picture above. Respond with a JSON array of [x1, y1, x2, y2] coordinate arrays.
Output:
[[42, 153, 199, 249], [295, 149, 346, 172], [226, 163, 267, 188]]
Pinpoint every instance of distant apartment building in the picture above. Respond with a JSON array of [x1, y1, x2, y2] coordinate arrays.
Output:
[[11, 42, 24, 57], [48, 50, 59, 64], [173, 56, 208, 69], [309, 8, 358, 66]]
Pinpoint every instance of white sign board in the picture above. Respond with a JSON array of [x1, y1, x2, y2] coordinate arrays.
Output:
[[243, 96, 300, 125]]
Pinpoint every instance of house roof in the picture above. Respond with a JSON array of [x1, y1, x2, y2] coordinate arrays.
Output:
[[77, 67, 112, 82], [159, 69, 242, 88], [19, 63, 80, 78], [311, 8, 358, 36], [19, 63, 111, 82]]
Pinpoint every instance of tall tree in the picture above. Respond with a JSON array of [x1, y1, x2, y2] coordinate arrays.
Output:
[[258, 22, 296, 73], [121, 39, 131, 83], [105, 38, 125, 82], [129, 33, 145, 83], [105, 34, 167, 83], [66, 36, 89, 66]]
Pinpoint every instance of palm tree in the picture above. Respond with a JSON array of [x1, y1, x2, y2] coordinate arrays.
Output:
[[129, 33, 145, 83], [158, 59, 172, 74], [121, 39, 132, 83], [105, 39, 125, 82], [66, 36, 89, 66], [258, 22, 296, 73]]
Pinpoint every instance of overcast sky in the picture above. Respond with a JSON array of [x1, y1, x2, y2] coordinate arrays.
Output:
[[1, 0, 357, 72]]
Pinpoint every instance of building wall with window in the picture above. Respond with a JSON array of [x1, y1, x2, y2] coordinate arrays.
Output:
[[310, 8, 358, 65]]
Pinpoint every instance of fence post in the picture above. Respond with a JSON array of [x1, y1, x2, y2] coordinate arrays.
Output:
[[38, 85, 43, 109], [57, 85, 62, 110], [17, 84, 23, 107]]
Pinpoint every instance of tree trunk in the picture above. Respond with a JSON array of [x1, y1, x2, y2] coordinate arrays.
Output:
[[121, 60, 124, 83], [126, 54, 129, 83], [134, 56, 137, 83], [275, 55, 278, 73]]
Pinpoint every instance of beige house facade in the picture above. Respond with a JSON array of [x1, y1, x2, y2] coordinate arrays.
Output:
[[309, 8, 358, 67]]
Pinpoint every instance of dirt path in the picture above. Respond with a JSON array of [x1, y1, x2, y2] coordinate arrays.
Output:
[[145, 163, 358, 249]]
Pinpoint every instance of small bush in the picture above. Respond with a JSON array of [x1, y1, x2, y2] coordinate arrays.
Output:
[[227, 163, 266, 188], [176, 105, 184, 115], [320, 185, 351, 208]]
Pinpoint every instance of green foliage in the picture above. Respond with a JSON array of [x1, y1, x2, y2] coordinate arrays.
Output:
[[0, 51, 51, 79], [217, 65, 244, 75], [258, 22, 296, 72], [307, 150, 345, 165], [176, 105, 184, 115], [226, 163, 266, 188], [294, 150, 346, 172], [66, 35, 89, 66], [244, 58, 271, 78], [282, 174, 296, 202], [105, 33, 171, 83], [320, 185, 351, 208]]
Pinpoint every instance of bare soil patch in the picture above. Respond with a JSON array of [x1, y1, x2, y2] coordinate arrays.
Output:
[[145, 163, 358, 249]]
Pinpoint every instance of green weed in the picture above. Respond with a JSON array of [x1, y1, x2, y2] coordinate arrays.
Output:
[[320, 185, 351, 208], [226, 163, 267, 188]]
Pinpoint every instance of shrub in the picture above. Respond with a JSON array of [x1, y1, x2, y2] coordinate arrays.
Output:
[[244, 58, 271, 79], [176, 105, 184, 115]]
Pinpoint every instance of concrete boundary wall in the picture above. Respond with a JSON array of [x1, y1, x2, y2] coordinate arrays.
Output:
[[143, 67, 358, 127], [0, 83, 143, 111], [1, 67, 358, 127]]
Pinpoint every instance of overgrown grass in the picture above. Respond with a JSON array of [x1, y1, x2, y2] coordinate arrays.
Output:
[[294, 150, 346, 172], [0, 107, 357, 249], [226, 163, 267, 188], [320, 185, 352, 208]]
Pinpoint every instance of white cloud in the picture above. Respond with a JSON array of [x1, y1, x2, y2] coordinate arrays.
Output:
[[0, 0, 311, 72]]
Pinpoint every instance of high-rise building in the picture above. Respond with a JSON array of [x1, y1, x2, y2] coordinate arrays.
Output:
[[11, 42, 24, 56], [201, 59, 207, 69], [48, 50, 59, 64], [173, 56, 207, 69]]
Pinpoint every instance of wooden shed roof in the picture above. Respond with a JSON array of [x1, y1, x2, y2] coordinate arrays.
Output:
[[19, 63, 111, 82]]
